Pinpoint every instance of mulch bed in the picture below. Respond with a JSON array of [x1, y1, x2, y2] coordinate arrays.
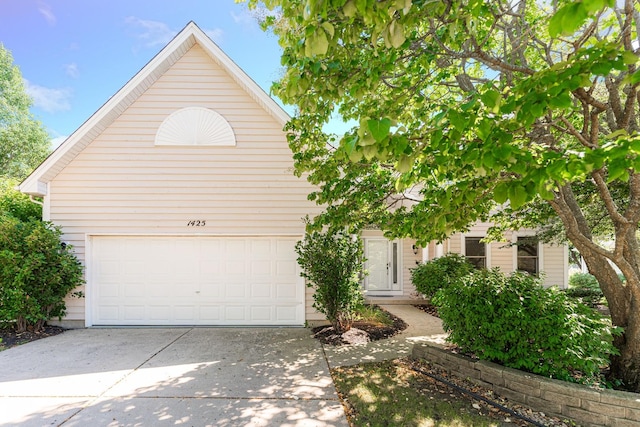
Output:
[[312, 306, 408, 346], [413, 303, 440, 317], [0, 325, 65, 350]]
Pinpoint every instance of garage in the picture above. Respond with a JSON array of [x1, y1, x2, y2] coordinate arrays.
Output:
[[88, 236, 304, 326]]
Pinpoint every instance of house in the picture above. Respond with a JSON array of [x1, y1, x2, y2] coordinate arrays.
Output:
[[20, 22, 568, 328]]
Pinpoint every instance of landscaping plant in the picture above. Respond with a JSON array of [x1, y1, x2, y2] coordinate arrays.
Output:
[[411, 253, 472, 299], [295, 230, 365, 333], [0, 185, 84, 333], [565, 272, 605, 308], [433, 269, 618, 385]]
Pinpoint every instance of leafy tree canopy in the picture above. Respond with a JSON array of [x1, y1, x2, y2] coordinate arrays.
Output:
[[0, 44, 50, 180], [250, 0, 640, 391]]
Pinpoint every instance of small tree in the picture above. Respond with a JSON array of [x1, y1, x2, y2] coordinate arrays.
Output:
[[295, 230, 365, 333]]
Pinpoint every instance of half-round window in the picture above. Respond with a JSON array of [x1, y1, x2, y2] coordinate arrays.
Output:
[[155, 107, 236, 146]]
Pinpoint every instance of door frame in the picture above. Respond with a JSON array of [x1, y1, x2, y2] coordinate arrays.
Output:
[[362, 237, 403, 296]]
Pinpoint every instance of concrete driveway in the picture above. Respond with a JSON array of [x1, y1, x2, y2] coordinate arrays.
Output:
[[0, 328, 348, 427]]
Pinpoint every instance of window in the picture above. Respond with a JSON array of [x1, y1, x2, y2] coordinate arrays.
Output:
[[465, 237, 486, 269], [517, 236, 538, 275]]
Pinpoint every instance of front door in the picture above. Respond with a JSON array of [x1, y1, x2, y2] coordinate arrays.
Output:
[[363, 238, 402, 295]]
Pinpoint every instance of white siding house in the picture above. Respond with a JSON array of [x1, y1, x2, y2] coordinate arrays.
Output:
[[20, 22, 568, 328]]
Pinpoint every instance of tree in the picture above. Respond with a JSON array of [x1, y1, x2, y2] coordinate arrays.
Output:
[[295, 229, 365, 333], [251, 0, 640, 391], [0, 44, 50, 180]]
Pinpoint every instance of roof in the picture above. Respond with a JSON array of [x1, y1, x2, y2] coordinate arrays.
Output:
[[20, 21, 290, 196]]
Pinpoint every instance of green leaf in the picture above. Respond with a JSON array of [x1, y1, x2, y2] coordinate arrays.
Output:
[[494, 182, 508, 204], [348, 148, 363, 162], [367, 118, 392, 143], [480, 89, 500, 112], [343, 135, 357, 155], [321, 22, 335, 38], [396, 155, 412, 173], [626, 69, 640, 85], [607, 160, 629, 182], [508, 184, 528, 209], [549, 3, 588, 37], [548, 9, 564, 38], [388, 20, 406, 48], [306, 30, 329, 56], [622, 51, 638, 65], [343, 0, 357, 17], [549, 92, 573, 109]]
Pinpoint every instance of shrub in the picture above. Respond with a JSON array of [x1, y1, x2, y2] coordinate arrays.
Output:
[[568, 272, 599, 289], [566, 272, 604, 307], [0, 216, 84, 332], [433, 269, 618, 385], [295, 230, 365, 333], [411, 253, 473, 298], [0, 179, 42, 222]]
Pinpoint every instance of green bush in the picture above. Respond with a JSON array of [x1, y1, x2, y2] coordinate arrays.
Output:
[[0, 179, 42, 222], [568, 272, 599, 289], [0, 216, 84, 332], [411, 253, 473, 298], [566, 272, 604, 307], [433, 269, 617, 385], [295, 230, 365, 333]]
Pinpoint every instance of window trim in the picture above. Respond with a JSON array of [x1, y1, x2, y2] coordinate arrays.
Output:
[[512, 233, 543, 275], [460, 234, 491, 269]]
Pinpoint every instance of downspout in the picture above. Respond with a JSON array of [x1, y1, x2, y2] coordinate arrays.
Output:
[[29, 195, 44, 206]]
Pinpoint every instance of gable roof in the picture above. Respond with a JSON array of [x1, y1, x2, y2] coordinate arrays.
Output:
[[20, 21, 290, 196]]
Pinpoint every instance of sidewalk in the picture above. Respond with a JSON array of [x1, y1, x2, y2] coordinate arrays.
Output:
[[321, 305, 448, 368]]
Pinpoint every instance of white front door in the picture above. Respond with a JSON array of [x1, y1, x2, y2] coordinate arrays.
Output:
[[364, 238, 402, 295]]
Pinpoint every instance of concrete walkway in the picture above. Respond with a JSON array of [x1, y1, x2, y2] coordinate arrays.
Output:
[[322, 305, 448, 368]]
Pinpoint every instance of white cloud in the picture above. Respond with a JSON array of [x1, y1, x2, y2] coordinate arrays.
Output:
[[204, 28, 224, 43], [23, 80, 72, 113], [37, 1, 56, 26], [125, 17, 177, 49], [64, 63, 79, 79], [124, 17, 224, 49]]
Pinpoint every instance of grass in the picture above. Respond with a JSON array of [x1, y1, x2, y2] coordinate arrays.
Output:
[[332, 359, 510, 427], [354, 305, 395, 326]]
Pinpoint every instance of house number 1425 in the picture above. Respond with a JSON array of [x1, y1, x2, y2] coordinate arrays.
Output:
[[187, 220, 206, 227]]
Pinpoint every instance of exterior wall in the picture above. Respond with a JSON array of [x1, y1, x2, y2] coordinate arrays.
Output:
[[47, 45, 322, 321], [415, 223, 568, 290]]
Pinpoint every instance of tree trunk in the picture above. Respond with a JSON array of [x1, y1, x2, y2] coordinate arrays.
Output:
[[575, 241, 640, 392]]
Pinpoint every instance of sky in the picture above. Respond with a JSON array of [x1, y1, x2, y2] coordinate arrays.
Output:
[[0, 0, 311, 148]]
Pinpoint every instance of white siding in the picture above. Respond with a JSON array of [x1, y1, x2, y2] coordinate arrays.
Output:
[[49, 45, 322, 321], [542, 244, 568, 288], [404, 225, 568, 296]]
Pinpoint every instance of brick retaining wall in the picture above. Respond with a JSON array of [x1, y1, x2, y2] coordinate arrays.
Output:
[[411, 343, 640, 427]]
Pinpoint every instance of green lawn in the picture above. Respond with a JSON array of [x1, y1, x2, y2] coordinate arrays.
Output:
[[332, 359, 516, 427]]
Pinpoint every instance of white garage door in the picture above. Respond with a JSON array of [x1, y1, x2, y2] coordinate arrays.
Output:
[[89, 236, 304, 326]]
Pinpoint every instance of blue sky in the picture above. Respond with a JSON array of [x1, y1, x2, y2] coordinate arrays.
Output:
[[0, 0, 300, 147]]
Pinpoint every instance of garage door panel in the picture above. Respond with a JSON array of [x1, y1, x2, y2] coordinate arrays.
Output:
[[90, 236, 304, 326]]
